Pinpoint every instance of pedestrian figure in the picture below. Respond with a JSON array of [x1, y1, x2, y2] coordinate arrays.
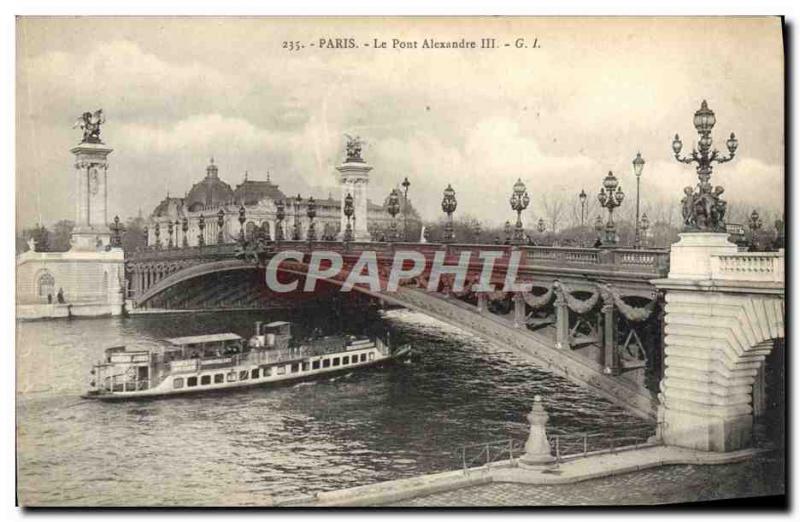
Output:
[[57, 288, 65, 304], [47, 293, 52, 304]]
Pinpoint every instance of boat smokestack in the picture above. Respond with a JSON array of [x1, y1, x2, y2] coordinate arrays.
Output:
[[255, 321, 262, 337]]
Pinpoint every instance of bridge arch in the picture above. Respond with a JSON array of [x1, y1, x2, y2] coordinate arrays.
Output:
[[134, 256, 659, 419]]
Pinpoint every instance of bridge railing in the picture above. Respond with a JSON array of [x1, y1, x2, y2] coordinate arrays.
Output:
[[127, 240, 669, 275], [710, 250, 785, 283], [455, 426, 659, 474]]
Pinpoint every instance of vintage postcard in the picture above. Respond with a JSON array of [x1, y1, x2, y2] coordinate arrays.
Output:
[[15, 16, 785, 507]]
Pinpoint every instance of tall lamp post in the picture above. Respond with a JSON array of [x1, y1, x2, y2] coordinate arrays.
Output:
[[174, 219, 181, 248], [217, 209, 225, 244], [509, 178, 531, 246], [306, 196, 317, 242], [143, 225, 149, 249], [275, 200, 285, 242], [579, 189, 587, 228], [343, 192, 354, 244], [181, 217, 188, 248], [110, 215, 123, 248], [441, 184, 457, 243], [198, 214, 206, 247], [293, 194, 302, 240], [401, 177, 411, 241], [167, 220, 174, 248], [748, 209, 762, 251], [632, 152, 646, 248], [672, 100, 738, 231], [154, 222, 161, 250], [597, 171, 624, 247], [386, 189, 401, 242], [639, 212, 650, 248]]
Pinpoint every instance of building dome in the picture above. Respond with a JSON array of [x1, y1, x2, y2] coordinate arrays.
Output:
[[184, 158, 235, 211]]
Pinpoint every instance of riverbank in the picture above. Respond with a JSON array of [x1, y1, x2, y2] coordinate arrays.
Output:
[[276, 445, 769, 507]]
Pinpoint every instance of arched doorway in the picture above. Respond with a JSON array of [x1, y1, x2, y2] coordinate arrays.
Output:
[[36, 271, 55, 302]]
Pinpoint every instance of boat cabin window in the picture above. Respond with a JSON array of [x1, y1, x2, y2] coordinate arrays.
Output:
[[239, 370, 248, 381], [291, 363, 300, 373], [361, 353, 367, 362], [174, 377, 184, 389], [187, 377, 198, 387], [226, 372, 236, 382], [251, 368, 259, 379], [277, 366, 286, 375], [343, 356, 350, 365], [214, 374, 224, 384], [201, 375, 211, 385], [322, 359, 331, 368], [369, 353, 374, 361], [312, 360, 320, 370], [302, 362, 309, 371], [332, 357, 340, 367]]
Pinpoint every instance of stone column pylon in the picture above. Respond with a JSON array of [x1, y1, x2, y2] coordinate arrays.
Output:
[[337, 157, 373, 242], [70, 141, 114, 251]]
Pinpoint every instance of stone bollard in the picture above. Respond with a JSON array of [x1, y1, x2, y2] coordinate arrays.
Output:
[[520, 395, 555, 467]]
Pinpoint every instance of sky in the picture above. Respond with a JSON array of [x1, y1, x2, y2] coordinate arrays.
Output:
[[16, 16, 785, 229]]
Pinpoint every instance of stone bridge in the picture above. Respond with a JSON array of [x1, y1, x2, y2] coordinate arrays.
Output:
[[126, 240, 670, 420]]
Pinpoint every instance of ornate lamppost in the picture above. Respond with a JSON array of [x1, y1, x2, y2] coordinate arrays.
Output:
[[216, 209, 225, 244], [275, 200, 285, 242], [181, 217, 188, 247], [110, 215, 123, 248], [579, 189, 587, 228], [238, 205, 247, 243], [401, 177, 411, 241], [774, 217, 785, 250], [306, 196, 317, 242], [174, 219, 181, 248], [198, 214, 206, 247], [597, 171, 624, 247], [386, 189, 401, 242], [167, 220, 174, 248], [472, 221, 482, 243], [293, 194, 302, 240], [509, 178, 531, 246], [504, 220, 512, 244], [672, 100, 738, 232], [154, 222, 161, 249], [143, 225, 149, 249], [441, 184, 457, 243], [343, 192, 354, 243], [632, 152, 645, 248], [748, 209, 762, 250], [639, 212, 650, 248]]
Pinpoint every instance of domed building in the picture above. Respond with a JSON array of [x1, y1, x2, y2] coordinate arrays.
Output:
[[146, 157, 420, 248], [183, 158, 235, 211]]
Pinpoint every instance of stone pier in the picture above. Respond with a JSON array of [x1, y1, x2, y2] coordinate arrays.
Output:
[[653, 233, 784, 451]]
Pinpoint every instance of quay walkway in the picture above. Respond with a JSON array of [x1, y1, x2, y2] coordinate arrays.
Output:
[[275, 445, 772, 507]]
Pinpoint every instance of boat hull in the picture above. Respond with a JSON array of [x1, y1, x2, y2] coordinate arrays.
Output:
[[82, 345, 411, 401]]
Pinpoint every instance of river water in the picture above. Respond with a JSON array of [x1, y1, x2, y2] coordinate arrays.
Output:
[[16, 308, 653, 506]]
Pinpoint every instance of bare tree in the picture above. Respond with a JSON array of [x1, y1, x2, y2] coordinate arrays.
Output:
[[539, 192, 570, 233]]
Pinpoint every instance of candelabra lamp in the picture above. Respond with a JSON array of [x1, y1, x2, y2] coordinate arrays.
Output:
[[597, 171, 624, 247], [275, 200, 285, 242], [217, 209, 225, 244], [672, 100, 738, 232], [343, 192, 354, 243], [198, 214, 206, 247], [441, 184, 457, 243], [387, 189, 401, 242], [509, 178, 531, 246], [306, 196, 317, 242]]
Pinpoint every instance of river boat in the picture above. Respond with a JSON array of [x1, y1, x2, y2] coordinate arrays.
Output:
[[83, 321, 411, 400]]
